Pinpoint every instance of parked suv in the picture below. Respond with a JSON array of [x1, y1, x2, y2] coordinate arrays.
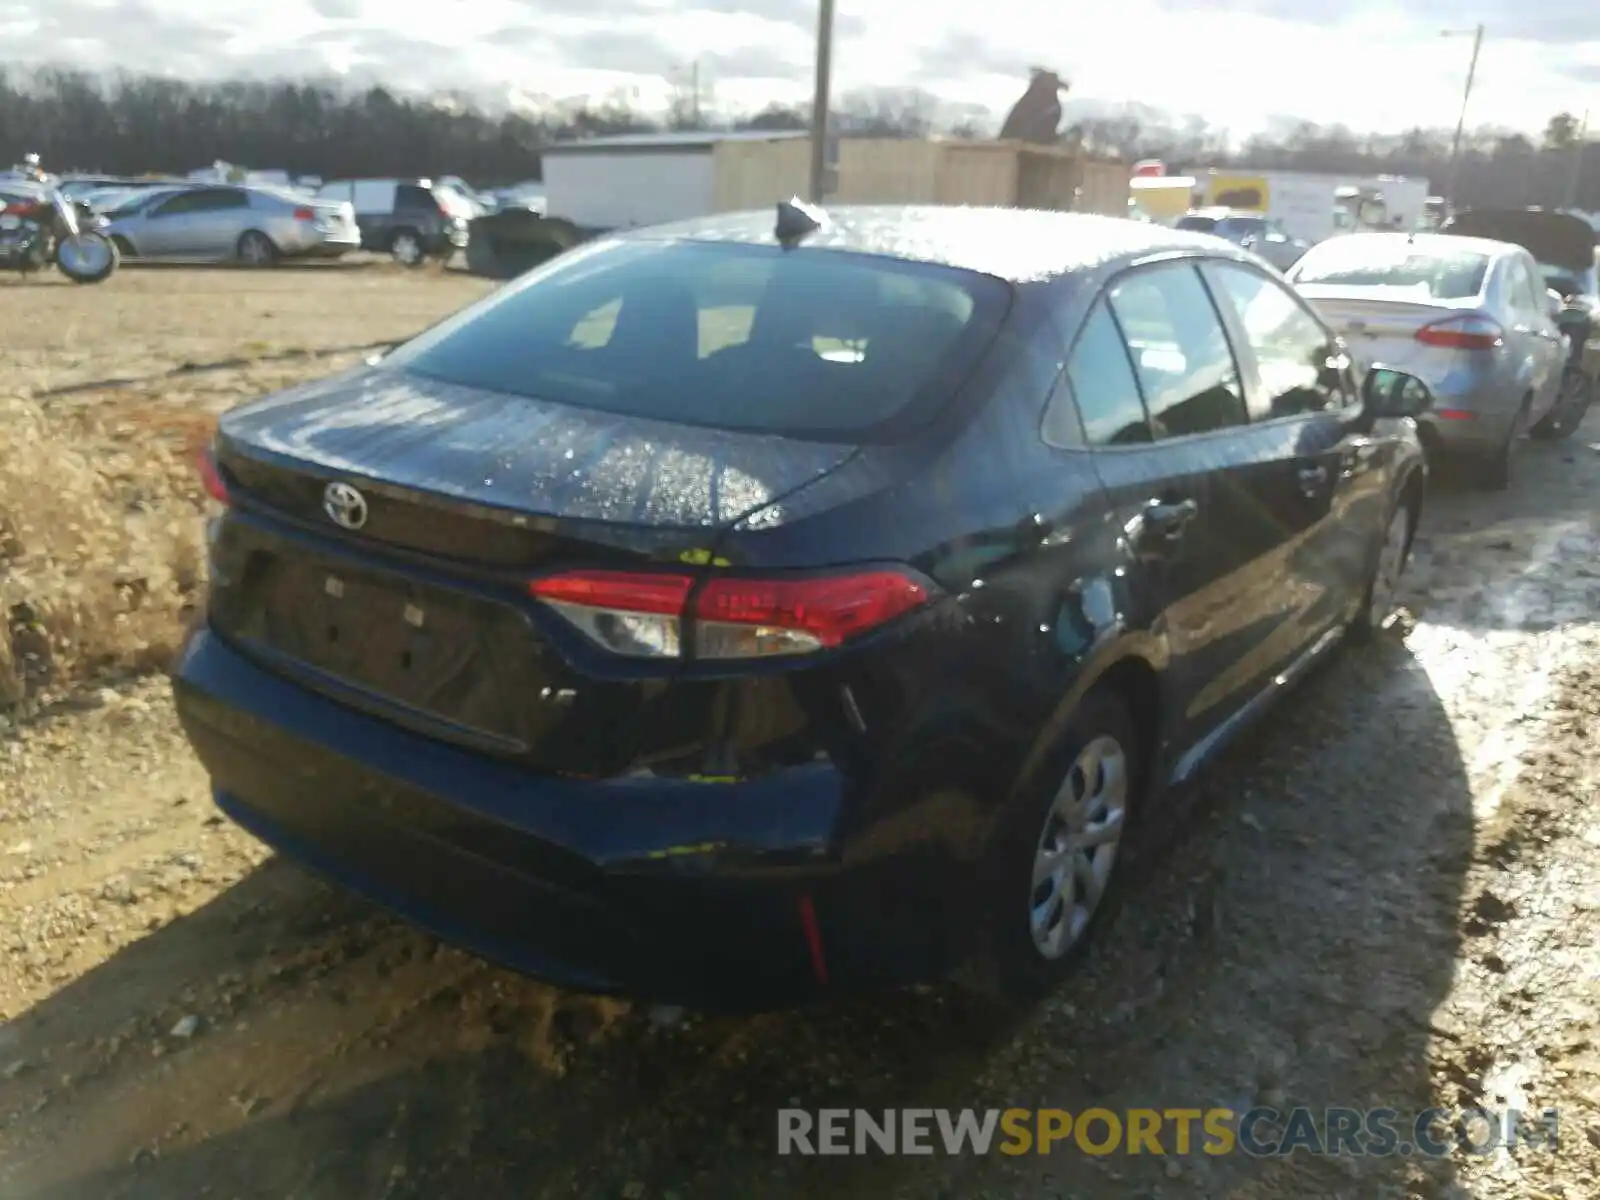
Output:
[[312, 178, 471, 265]]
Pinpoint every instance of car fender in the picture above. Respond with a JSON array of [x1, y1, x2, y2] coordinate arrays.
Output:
[[1003, 617, 1172, 823]]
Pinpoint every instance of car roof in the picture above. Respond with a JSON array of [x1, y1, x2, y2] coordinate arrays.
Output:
[[1186, 207, 1262, 219], [1304, 231, 1515, 258], [620, 205, 1242, 284]]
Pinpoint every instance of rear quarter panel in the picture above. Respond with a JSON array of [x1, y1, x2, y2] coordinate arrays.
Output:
[[681, 285, 1159, 870]]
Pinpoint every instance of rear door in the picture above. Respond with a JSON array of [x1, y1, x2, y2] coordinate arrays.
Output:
[[1071, 260, 1277, 754], [1504, 253, 1564, 418], [1045, 295, 1220, 763], [1203, 259, 1379, 645], [198, 187, 252, 256]]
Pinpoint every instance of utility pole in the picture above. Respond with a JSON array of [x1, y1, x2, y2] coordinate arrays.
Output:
[[1442, 23, 1485, 212], [690, 60, 701, 126], [807, 0, 836, 203]]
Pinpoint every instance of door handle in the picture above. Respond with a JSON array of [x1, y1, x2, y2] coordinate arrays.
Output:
[[1141, 496, 1199, 539], [1297, 464, 1329, 493]]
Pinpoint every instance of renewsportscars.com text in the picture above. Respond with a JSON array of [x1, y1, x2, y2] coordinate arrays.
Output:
[[776, 1107, 1561, 1158]]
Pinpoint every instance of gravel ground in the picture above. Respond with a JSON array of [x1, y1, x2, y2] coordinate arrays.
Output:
[[3, 266, 1600, 1199]]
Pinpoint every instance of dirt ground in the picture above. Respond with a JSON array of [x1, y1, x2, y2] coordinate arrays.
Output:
[[3, 265, 1600, 1200]]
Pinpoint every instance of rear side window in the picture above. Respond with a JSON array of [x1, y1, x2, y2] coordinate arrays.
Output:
[[1106, 265, 1247, 439], [1048, 300, 1150, 446], [1508, 258, 1545, 312], [149, 189, 246, 217], [397, 185, 441, 214], [381, 239, 1010, 442]]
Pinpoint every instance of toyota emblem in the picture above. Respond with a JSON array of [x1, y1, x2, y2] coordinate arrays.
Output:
[[323, 481, 369, 531]]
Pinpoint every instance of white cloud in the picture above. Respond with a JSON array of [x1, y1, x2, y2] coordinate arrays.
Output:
[[3, 0, 1596, 134]]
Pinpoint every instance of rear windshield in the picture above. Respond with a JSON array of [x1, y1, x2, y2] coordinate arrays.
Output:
[[1175, 216, 1218, 232], [1292, 240, 1489, 299], [381, 237, 1010, 441]]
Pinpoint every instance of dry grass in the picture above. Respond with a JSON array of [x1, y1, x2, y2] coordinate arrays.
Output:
[[0, 392, 210, 707], [0, 265, 495, 710]]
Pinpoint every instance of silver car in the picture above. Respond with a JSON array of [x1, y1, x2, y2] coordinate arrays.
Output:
[[1287, 232, 1565, 489], [102, 184, 361, 265]]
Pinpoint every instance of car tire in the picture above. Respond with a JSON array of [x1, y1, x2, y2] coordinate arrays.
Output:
[[963, 690, 1143, 1006], [236, 230, 277, 267], [1479, 400, 1526, 492], [1349, 494, 1414, 642], [389, 229, 425, 267], [1529, 367, 1593, 441]]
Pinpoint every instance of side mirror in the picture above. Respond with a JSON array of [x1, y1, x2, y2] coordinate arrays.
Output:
[[1362, 365, 1434, 419], [1547, 288, 1566, 318]]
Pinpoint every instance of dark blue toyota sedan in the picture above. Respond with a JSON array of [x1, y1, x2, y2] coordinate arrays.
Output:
[[174, 204, 1434, 1011]]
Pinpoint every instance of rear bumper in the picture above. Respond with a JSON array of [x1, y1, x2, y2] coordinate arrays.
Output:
[[1415, 370, 1519, 454], [171, 628, 956, 1010], [280, 231, 361, 259]]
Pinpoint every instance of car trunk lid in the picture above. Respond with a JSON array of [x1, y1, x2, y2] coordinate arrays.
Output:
[[1294, 285, 1491, 374], [207, 366, 862, 774]]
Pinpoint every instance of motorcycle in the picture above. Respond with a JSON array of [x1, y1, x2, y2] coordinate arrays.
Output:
[[0, 187, 119, 284]]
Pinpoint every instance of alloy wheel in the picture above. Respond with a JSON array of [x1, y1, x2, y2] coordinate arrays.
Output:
[[1029, 734, 1129, 960], [391, 233, 423, 266]]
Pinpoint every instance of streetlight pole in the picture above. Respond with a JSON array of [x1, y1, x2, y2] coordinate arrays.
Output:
[[807, 0, 836, 203], [1442, 23, 1484, 212]]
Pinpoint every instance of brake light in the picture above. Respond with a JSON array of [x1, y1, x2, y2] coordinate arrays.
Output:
[[292, 206, 315, 221], [196, 444, 230, 505], [529, 568, 932, 660], [1415, 315, 1503, 350]]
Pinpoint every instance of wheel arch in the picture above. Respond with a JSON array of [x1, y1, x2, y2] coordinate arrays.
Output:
[[1009, 632, 1170, 816]]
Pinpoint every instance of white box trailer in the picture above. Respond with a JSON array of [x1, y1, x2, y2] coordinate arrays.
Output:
[[539, 131, 808, 231], [539, 131, 1132, 231], [1196, 169, 1432, 243]]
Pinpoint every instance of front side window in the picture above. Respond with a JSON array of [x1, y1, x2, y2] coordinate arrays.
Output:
[[1207, 262, 1349, 419], [1105, 264, 1248, 439], [381, 238, 1011, 442]]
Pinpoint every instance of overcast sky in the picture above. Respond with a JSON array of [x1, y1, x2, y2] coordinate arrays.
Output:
[[1, 0, 1595, 136]]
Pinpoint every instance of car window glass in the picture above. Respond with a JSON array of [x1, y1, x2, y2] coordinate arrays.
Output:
[[381, 238, 1010, 442], [396, 185, 439, 213], [1105, 265, 1248, 439], [1207, 263, 1347, 419], [1517, 259, 1547, 312], [1048, 299, 1150, 446]]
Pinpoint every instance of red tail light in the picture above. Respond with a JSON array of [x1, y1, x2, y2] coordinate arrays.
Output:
[[1415, 315, 1503, 350], [529, 568, 933, 660], [197, 444, 231, 505], [293, 206, 315, 221], [2, 202, 37, 216]]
